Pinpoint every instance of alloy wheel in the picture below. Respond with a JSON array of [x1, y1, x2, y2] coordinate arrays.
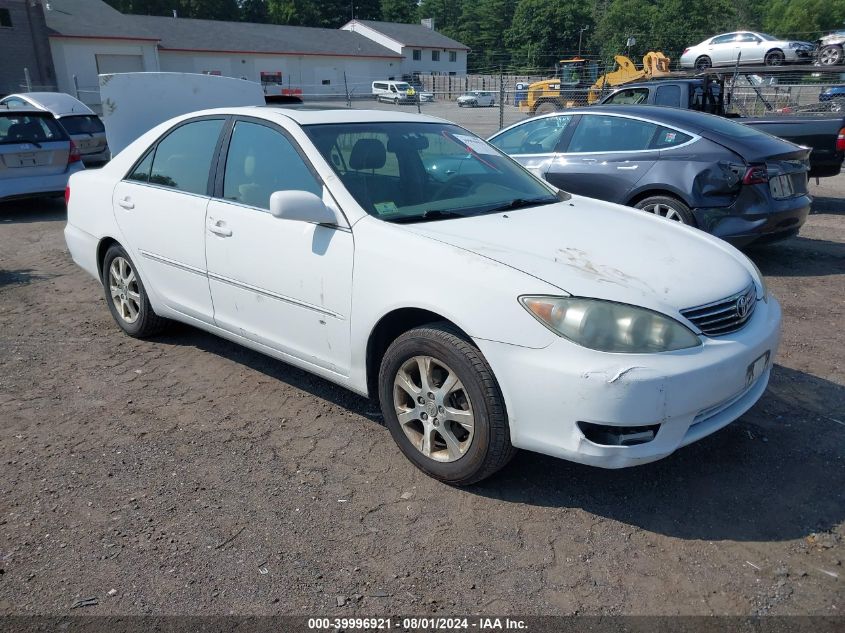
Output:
[[393, 355, 474, 463], [641, 202, 683, 222], [819, 47, 841, 66], [108, 256, 141, 324]]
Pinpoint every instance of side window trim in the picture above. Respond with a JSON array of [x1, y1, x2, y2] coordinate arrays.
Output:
[[121, 114, 229, 197], [553, 113, 581, 153], [213, 115, 325, 204]]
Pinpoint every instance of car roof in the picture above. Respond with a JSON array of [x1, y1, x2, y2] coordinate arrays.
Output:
[[0, 106, 58, 117], [185, 106, 448, 126], [3, 92, 95, 117]]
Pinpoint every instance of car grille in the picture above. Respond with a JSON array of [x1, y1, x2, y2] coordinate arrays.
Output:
[[680, 283, 757, 336]]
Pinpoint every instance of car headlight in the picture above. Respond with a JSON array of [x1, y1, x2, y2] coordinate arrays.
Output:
[[748, 260, 769, 303], [520, 296, 701, 353]]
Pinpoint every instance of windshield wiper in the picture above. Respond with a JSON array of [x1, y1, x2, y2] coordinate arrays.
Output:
[[482, 196, 558, 214], [388, 209, 468, 224]]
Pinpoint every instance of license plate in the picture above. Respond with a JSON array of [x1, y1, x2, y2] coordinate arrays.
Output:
[[746, 351, 770, 387], [769, 174, 795, 199]]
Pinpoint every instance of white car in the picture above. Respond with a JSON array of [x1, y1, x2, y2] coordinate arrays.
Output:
[[457, 91, 495, 107], [680, 31, 814, 70], [1, 92, 110, 164], [1, 107, 84, 201], [64, 107, 781, 485]]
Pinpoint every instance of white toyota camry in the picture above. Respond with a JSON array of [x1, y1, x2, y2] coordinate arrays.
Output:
[[64, 107, 781, 485]]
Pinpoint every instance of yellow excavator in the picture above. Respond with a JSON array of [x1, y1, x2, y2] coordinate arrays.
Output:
[[519, 52, 672, 116]]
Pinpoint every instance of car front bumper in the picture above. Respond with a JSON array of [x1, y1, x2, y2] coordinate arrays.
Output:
[[474, 296, 781, 468], [0, 163, 83, 201]]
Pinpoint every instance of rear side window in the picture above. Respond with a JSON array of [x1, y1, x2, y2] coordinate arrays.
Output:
[[147, 119, 224, 194], [650, 126, 693, 149], [654, 85, 681, 107], [127, 149, 154, 183], [59, 115, 105, 135], [567, 115, 658, 153], [0, 113, 66, 144]]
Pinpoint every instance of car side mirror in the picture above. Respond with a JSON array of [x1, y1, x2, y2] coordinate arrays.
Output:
[[269, 190, 343, 226]]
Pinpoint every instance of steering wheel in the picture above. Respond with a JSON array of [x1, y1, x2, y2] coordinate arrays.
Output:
[[436, 175, 475, 199]]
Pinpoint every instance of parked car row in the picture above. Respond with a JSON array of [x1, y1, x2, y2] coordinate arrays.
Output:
[[63, 106, 781, 485]]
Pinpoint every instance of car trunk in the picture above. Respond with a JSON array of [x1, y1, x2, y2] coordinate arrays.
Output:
[[58, 115, 107, 155], [0, 140, 70, 179]]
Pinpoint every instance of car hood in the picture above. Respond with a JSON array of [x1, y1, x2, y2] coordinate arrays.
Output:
[[403, 196, 754, 316]]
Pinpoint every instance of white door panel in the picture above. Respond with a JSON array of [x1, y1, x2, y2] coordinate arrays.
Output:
[[113, 181, 213, 321], [205, 199, 353, 375]]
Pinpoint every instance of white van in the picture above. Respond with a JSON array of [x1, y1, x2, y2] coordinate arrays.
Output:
[[371, 81, 415, 104]]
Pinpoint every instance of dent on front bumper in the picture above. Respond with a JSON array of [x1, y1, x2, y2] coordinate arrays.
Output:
[[475, 297, 782, 469]]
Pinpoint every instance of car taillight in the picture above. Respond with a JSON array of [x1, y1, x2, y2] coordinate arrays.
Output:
[[743, 164, 769, 185], [68, 140, 81, 164], [64, 185, 70, 206], [682, 48, 690, 56], [837, 127, 845, 152]]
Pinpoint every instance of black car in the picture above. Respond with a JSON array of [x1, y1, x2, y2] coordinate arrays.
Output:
[[488, 105, 812, 246]]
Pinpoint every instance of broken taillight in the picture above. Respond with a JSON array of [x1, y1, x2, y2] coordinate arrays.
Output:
[[68, 140, 81, 164], [837, 127, 845, 153], [743, 164, 769, 185]]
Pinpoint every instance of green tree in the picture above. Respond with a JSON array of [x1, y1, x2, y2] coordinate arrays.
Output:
[[240, 0, 269, 22], [381, 0, 418, 23], [506, 0, 594, 70], [762, 0, 845, 38], [416, 0, 464, 39], [458, 0, 518, 72]]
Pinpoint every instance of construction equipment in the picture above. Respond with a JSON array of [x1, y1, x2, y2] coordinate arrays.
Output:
[[519, 52, 672, 116]]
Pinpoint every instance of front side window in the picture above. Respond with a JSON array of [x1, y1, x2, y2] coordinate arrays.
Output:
[[304, 122, 561, 223], [432, 50, 440, 62], [736, 33, 760, 43], [146, 119, 224, 194], [567, 115, 658, 153], [489, 116, 572, 155], [222, 120, 321, 209], [604, 88, 649, 105]]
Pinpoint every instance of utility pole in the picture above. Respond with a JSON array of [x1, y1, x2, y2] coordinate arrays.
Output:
[[578, 26, 589, 58]]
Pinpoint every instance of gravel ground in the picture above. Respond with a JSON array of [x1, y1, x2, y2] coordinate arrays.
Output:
[[0, 164, 842, 616]]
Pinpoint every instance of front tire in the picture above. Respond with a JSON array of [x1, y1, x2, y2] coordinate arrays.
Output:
[[102, 244, 167, 338], [634, 195, 695, 225], [378, 323, 515, 485], [764, 49, 785, 66]]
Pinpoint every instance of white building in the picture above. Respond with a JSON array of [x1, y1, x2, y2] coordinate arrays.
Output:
[[341, 20, 469, 78], [44, 0, 409, 106]]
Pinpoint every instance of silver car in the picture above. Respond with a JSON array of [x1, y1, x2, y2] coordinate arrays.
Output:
[[0, 108, 85, 201], [680, 32, 813, 70], [1, 92, 110, 164], [457, 91, 495, 107]]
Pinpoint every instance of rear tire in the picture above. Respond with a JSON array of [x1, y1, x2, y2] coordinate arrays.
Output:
[[102, 244, 167, 338], [818, 45, 843, 66], [695, 56, 712, 71], [378, 323, 516, 486], [764, 49, 785, 66], [633, 195, 695, 225]]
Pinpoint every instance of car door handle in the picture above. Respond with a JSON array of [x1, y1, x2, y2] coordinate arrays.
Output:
[[208, 219, 232, 237], [617, 164, 639, 170], [117, 197, 134, 210]]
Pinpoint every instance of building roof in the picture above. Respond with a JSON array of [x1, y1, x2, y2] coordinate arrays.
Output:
[[44, 0, 159, 41], [126, 15, 400, 58], [44, 0, 401, 58], [344, 20, 470, 51]]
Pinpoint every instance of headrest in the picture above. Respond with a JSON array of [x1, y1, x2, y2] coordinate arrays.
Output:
[[349, 138, 386, 170]]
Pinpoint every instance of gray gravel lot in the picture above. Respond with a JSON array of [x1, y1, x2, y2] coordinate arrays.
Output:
[[0, 117, 842, 616]]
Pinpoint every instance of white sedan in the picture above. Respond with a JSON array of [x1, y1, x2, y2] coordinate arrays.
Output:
[[679, 31, 813, 69], [457, 91, 495, 107], [64, 107, 781, 485]]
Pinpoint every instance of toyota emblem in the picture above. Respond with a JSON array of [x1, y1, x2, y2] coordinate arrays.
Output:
[[736, 294, 752, 319]]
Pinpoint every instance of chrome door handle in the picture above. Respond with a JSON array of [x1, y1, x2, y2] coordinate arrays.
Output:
[[117, 198, 134, 209], [617, 164, 639, 170], [208, 220, 232, 237]]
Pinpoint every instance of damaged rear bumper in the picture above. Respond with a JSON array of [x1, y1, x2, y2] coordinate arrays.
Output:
[[474, 297, 782, 468], [693, 187, 811, 248]]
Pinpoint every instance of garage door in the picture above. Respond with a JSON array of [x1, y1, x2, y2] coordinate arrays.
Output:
[[95, 54, 144, 74]]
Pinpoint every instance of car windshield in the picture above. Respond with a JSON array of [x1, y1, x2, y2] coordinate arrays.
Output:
[[304, 122, 562, 223]]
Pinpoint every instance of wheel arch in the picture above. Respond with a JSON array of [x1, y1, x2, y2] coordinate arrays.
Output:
[[365, 307, 470, 399], [96, 236, 121, 280], [626, 187, 693, 209]]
